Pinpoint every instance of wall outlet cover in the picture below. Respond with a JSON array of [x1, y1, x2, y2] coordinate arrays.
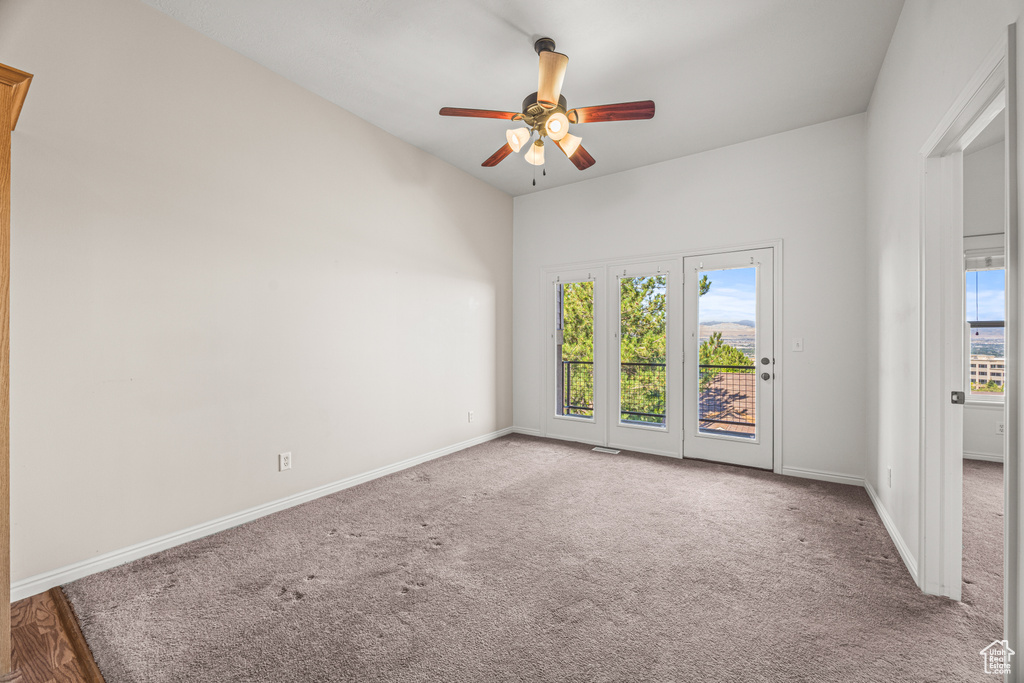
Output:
[[279, 452, 292, 471]]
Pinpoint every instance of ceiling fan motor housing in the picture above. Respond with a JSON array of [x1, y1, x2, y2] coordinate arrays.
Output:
[[521, 92, 568, 127], [534, 37, 557, 55]]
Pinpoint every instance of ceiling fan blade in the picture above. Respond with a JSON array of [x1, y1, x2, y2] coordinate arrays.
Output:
[[567, 100, 655, 124], [482, 142, 514, 167], [439, 107, 521, 120], [537, 50, 569, 109], [555, 138, 596, 171]]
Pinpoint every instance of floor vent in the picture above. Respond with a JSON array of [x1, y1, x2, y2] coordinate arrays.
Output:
[[592, 447, 621, 454]]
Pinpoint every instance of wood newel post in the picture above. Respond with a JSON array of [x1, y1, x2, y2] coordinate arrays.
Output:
[[0, 62, 32, 678]]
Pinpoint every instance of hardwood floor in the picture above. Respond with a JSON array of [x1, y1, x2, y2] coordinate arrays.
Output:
[[2, 589, 102, 683]]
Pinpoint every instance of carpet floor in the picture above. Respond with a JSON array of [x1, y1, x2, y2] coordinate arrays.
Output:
[[962, 459, 1003, 645], [64, 436, 1003, 682]]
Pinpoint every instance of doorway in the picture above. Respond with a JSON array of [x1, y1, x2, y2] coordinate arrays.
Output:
[[961, 111, 1006, 643], [683, 248, 775, 469], [606, 259, 681, 456], [919, 24, 1018, 654]]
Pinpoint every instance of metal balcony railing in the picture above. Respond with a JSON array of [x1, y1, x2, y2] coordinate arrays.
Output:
[[560, 360, 668, 423], [561, 360, 595, 417], [559, 361, 756, 432], [699, 364, 755, 432], [618, 362, 666, 423]]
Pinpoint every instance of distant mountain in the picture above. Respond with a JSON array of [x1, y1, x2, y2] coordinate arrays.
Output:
[[702, 320, 755, 327]]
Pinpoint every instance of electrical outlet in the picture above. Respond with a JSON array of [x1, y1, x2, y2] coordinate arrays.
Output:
[[468, 411, 474, 423], [998, 423, 1006, 435], [279, 452, 292, 471], [887, 466, 892, 488]]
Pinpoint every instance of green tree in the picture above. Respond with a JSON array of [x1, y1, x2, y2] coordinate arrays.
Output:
[[560, 281, 595, 416], [561, 281, 594, 362], [619, 276, 667, 423], [619, 276, 666, 364]]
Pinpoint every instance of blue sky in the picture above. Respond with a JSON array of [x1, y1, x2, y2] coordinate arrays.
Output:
[[699, 267, 756, 323], [966, 269, 1005, 321]]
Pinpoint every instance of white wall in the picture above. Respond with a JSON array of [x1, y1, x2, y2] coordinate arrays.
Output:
[[513, 114, 867, 480], [965, 403, 1005, 461], [865, 0, 1023, 576], [0, 0, 513, 583], [965, 140, 1006, 237]]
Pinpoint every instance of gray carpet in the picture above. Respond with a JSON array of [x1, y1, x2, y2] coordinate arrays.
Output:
[[63, 436, 1002, 682], [962, 459, 1003, 642]]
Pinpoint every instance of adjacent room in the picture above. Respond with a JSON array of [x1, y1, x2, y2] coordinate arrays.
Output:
[[0, 0, 1022, 681]]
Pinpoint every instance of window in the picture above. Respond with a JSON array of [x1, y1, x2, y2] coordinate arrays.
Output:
[[556, 280, 594, 418], [965, 251, 1005, 400], [619, 275, 667, 427]]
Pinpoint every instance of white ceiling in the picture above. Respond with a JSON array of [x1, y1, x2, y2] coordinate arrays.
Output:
[[139, 0, 905, 197]]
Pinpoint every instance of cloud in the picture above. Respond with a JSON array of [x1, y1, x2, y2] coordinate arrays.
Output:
[[700, 287, 756, 322]]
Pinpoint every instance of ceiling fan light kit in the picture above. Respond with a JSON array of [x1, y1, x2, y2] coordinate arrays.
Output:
[[544, 111, 569, 141], [506, 127, 531, 152], [439, 37, 655, 182], [524, 139, 545, 166]]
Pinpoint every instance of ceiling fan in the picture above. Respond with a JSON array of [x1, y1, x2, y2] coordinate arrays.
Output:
[[439, 38, 655, 175]]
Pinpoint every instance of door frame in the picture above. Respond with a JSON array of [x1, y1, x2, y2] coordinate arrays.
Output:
[[606, 257, 682, 458], [543, 267, 607, 447], [919, 24, 1019, 649], [538, 239, 784, 473], [682, 248, 775, 470], [0, 62, 32, 677]]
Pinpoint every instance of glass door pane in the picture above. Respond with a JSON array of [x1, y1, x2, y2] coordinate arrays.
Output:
[[697, 267, 757, 438], [557, 280, 595, 418], [619, 275, 667, 427], [965, 268, 1005, 398]]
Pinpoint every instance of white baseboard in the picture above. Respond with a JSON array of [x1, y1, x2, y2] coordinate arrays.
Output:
[[964, 451, 1004, 462], [864, 479, 919, 585], [781, 466, 864, 487], [11, 427, 514, 602], [511, 426, 542, 437]]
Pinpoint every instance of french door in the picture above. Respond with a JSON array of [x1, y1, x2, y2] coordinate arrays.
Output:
[[606, 260, 682, 457], [544, 269, 606, 445], [682, 249, 774, 469]]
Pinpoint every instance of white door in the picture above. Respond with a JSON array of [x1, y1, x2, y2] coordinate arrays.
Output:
[[606, 259, 682, 458], [683, 249, 774, 469], [545, 269, 605, 445]]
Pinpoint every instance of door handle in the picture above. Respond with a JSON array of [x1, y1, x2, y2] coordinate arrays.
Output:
[[761, 372, 771, 381], [760, 357, 770, 365]]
